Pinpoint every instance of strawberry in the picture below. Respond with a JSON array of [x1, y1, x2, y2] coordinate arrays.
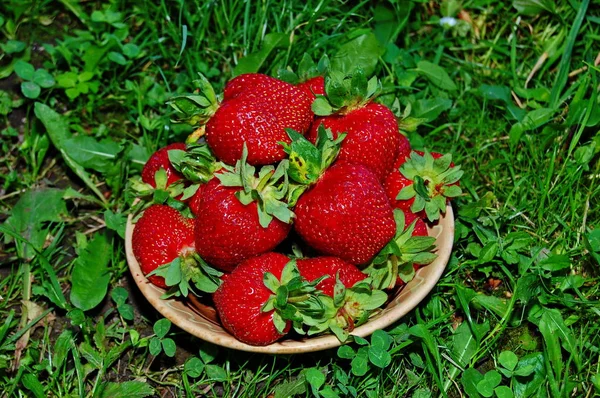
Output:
[[141, 143, 186, 188], [168, 73, 313, 166], [384, 150, 462, 221], [384, 150, 446, 208], [193, 148, 294, 271], [194, 178, 291, 271], [309, 69, 400, 181], [295, 256, 388, 340], [213, 253, 330, 346], [131, 204, 195, 288], [294, 161, 396, 265], [281, 128, 396, 266]]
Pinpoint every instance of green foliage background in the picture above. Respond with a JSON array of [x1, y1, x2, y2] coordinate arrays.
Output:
[[0, 0, 599, 397]]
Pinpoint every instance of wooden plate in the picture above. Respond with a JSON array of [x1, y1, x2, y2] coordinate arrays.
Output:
[[125, 206, 454, 354]]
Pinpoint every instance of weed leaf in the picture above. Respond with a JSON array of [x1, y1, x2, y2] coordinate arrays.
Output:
[[461, 368, 484, 398], [416, 61, 457, 91], [331, 30, 384, 76], [70, 232, 112, 311], [3, 188, 67, 260], [22, 374, 45, 398], [34, 103, 107, 204]]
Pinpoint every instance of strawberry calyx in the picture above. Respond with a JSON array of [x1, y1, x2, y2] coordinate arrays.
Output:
[[281, 125, 345, 187], [363, 210, 437, 290], [312, 68, 381, 116], [215, 145, 295, 228], [306, 275, 388, 342], [167, 142, 223, 201], [261, 260, 333, 334], [129, 168, 188, 213], [396, 150, 463, 221], [167, 73, 220, 127], [148, 251, 223, 299], [278, 53, 330, 85]]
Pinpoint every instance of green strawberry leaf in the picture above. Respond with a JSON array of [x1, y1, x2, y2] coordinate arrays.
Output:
[[283, 126, 345, 186], [364, 212, 437, 289], [314, 67, 382, 115], [167, 73, 220, 126], [398, 150, 464, 221]]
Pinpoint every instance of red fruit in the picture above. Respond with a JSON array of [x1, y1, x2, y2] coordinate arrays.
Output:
[[132, 204, 195, 288], [213, 253, 291, 346], [307, 102, 400, 181], [296, 257, 366, 297], [294, 161, 396, 265], [141, 143, 186, 188], [297, 76, 325, 98], [206, 74, 314, 166], [194, 177, 291, 271]]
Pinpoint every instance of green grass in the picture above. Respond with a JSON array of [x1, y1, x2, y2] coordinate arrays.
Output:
[[1, 0, 599, 397]]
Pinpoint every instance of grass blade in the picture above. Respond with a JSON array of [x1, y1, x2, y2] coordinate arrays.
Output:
[[549, 0, 589, 108]]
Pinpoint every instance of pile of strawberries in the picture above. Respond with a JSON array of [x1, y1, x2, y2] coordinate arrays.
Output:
[[130, 58, 462, 346]]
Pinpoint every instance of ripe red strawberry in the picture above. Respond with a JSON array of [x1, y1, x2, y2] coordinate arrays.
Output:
[[294, 161, 396, 265], [296, 257, 366, 297], [213, 253, 329, 346], [194, 178, 291, 271], [384, 150, 445, 208], [308, 69, 401, 181], [132, 204, 195, 288], [192, 146, 295, 272], [383, 150, 462, 221], [213, 253, 290, 345], [208, 74, 313, 165], [308, 102, 400, 181], [141, 143, 186, 188], [168, 73, 313, 166]]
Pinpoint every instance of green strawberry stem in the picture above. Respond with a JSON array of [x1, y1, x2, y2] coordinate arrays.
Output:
[[312, 68, 381, 116], [167, 142, 222, 185], [148, 252, 223, 299], [306, 276, 388, 342], [396, 150, 464, 221], [167, 73, 220, 126], [363, 210, 438, 290], [281, 125, 346, 187], [216, 145, 294, 228], [261, 260, 333, 334], [128, 169, 188, 214]]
